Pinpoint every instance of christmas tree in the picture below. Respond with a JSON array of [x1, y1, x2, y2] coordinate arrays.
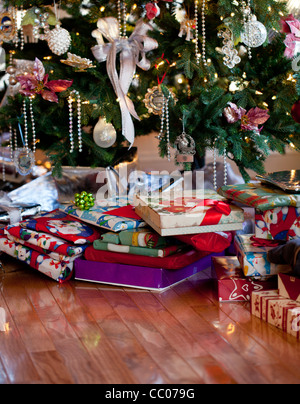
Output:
[[0, 0, 299, 181]]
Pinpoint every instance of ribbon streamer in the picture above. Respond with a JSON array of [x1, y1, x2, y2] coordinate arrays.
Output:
[[91, 18, 158, 146]]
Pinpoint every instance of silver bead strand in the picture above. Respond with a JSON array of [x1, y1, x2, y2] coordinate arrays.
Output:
[[68, 90, 82, 153], [23, 98, 29, 155], [77, 92, 82, 153], [224, 149, 228, 186], [29, 96, 36, 153], [117, 0, 123, 38], [213, 147, 217, 191], [202, 0, 207, 66], [194, 0, 200, 65], [165, 94, 171, 161], [9, 124, 14, 161], [68, 94, 75, 153]]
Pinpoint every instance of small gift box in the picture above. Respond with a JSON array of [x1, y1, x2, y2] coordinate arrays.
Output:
[[251, 290, 282, 320], [135, 190, 244, 236], [267, 298, 300, 331], [251, 290, 300, 339], [278, 273, 300, 303], [286, 307, 300, 340], [234, 234, 291, 277], [74, 251, 219, 291], [212, 256, 277, 302], [255, 206, 300, 241]]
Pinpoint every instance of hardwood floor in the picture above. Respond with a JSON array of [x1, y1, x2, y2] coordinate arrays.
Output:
[[0, 255, 300, 385]]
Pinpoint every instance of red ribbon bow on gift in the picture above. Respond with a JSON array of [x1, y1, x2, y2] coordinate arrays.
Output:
[[162, 198, 232, 226], [250, 236, 285, 248]]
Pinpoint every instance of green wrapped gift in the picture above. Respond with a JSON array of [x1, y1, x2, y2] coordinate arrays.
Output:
[[218, 183, 300, 212]]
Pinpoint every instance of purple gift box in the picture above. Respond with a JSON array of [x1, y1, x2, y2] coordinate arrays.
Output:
[[74, 252, 222, 291]]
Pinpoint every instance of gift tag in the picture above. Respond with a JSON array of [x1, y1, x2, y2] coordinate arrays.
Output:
[[14, 148, 35, 176]]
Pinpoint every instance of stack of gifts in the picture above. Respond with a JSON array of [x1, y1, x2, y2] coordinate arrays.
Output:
[[58, 190, 242, 290], [218, 182, 300, 242], [0, 210, 101, 283], [251, 272, 300, 340]]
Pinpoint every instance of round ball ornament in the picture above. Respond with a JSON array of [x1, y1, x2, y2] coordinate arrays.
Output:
[[93, 118, 117, 148], [241, 15, 267, 48], [291, 100, 300, 124], [74, 191, 95, 211], [46, 25, 71, 56]]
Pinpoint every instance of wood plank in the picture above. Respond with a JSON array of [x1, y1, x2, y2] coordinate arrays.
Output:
[[75, 284, 171, 384], [47, 281, 137, 384], [156, 283, 269, 384], [127, 288, 237, 384], [0, 286, 41, 384], [100, 288, 204, 384]]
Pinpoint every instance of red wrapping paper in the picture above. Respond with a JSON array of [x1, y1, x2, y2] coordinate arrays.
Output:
[[84, 246, 210, 270]]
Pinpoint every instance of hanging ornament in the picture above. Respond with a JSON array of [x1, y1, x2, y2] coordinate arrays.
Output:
[[14, 148, 35, 176], [45, 1, 71, 56], [144, 86, 166, 115], [144, 54, 177, 115], [93, 117, 117, 148], [61, 53, 96, 72], [179, 19, 196, 42], [91, 0, 158, 146], [174, 132, 196, 163], [145, 2, 160, 20], [218, 28, 241, 69], [0, 10, 17, 44], [46, 24, 71, 56], [241, 1, 267, 59]]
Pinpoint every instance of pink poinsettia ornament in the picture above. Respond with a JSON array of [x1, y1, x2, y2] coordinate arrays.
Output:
[[280, 14, 300, 59], [16, 58, 73, 103], [224, 102, 269, 133]]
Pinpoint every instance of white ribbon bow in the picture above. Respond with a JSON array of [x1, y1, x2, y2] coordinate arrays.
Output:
[[91, 18, 158, 146]]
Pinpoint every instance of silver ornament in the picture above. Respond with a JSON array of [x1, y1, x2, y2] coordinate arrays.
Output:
[[46, 25, 71, 56], [93, 118, 117, 148], [14, 148, 35, 176], [241, 15, 267, 48]]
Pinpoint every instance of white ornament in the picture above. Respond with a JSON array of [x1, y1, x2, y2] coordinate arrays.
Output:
[[241, 15, 267, 48], [93, 118, 117, 148], [46, 24, 71, 56]]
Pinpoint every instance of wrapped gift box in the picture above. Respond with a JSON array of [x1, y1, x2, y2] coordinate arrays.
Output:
[[212, 256, 277, 302], [218, 183, 300, 211], [251, 290, 282, 320], [74, 252, 220, 291], [286, 307, 300, 339], [234, 234, 291, 277], [278, 273, 300, 303], [134, 190, 244, 236], [251, 290, 300, 339], [255, 206, 300, 241], [60, 203, 146, 232], [267, 297, 300, 331]]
